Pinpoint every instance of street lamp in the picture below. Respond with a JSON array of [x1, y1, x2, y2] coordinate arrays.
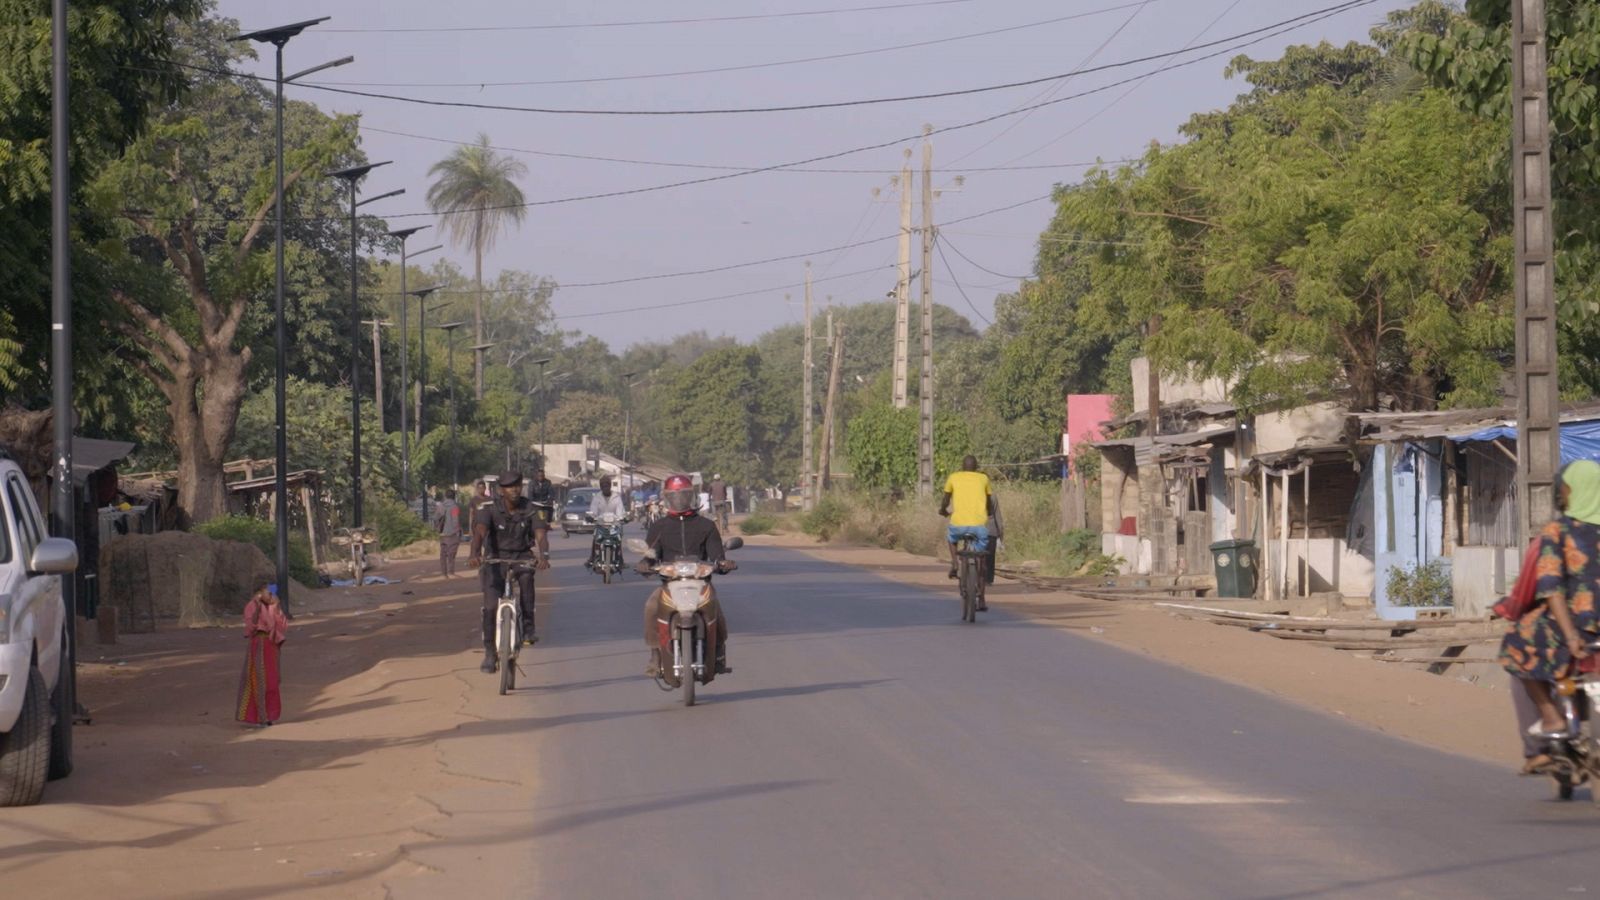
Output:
[[620, 370, 639, 473], [326, 160, 400, 527], [230, 17, 353, 616], [530, 357, 552, 465], [385, 225, 437, 506], [437, 322, 466, 488], [408, 285, 441, 524]]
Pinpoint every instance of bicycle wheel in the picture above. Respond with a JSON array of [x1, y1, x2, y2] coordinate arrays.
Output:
[[960, 559, 977, 622], [498, 606, 516, 696]]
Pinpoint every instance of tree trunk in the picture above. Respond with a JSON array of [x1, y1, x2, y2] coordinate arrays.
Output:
[[474, 208, 485, 401], [167, 346, 250, 527]]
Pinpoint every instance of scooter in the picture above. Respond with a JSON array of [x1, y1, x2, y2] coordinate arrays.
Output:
[[1535, 642, 1600, 802], [330, 526, 378, 582], [588, 513, 628, 584], [627, 536, 743, 707]]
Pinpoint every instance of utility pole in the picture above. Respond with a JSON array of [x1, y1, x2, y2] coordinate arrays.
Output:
[[363, 319, 392, 427], [1146, 316, 1162, 438], [917, 137, 936, 496], [820, 323, 846, 492], [1512, 0, 1561, 538], [802, 275, 816, 511], [894, 149, 913, 408], [50, 0, 76, 750]]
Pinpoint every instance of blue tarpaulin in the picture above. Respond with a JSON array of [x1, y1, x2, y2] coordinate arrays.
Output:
[[1451, 419, 1600, 464]]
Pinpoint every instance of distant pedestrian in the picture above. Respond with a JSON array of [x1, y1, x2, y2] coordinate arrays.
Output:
[[434, 489, 465, 577], [237, 581, 287, 727]]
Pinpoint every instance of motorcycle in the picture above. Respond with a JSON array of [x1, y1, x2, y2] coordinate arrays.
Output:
[[627, 536, 743, 707], [330, 526, 378, 582], [588, 513, 628, 584], [1534, 642, 1600, 802]]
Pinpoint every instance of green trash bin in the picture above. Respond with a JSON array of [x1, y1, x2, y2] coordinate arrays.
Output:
[[1209, 538, 1258, 598]]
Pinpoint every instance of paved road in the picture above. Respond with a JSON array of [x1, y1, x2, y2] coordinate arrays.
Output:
[[405, 539, 1600, 899]]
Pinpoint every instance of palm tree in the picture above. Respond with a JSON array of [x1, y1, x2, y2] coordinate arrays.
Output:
[[426, 134, 529, 399]]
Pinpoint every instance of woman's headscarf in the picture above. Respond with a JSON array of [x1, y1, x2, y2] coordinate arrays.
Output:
[[1562, 459, 1600, 526]]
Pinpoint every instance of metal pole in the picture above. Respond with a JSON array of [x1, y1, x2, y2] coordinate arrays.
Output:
[[348, 180, 363, 526], [273, 42, 291, 616], [448, 329, 459, 487], [419, 294, 428, 524], [50, 0, 77, 741], [893, 150, 912, 408], [1512, 0, 1561, 538], [801, 280, 815, 511], [398, 237, 410, 503]]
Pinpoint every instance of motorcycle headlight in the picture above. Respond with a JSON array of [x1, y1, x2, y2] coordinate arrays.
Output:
[[671, 561, 701, 578]]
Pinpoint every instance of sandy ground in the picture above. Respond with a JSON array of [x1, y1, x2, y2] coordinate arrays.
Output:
[[746, 530, 1526, 768], [0, 555, 516, 899]]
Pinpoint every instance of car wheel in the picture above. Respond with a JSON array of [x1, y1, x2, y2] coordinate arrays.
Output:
[[0, 667, 51, 806]]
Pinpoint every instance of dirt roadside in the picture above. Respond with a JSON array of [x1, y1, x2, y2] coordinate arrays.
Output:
[[748, 531, 1526, 768], [0, 556, 532, 899]]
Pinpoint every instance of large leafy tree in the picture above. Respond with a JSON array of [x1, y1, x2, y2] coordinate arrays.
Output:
[[94, 24, 369, 523], [426, 134, 528, 400], [0, 0, 202, 396]]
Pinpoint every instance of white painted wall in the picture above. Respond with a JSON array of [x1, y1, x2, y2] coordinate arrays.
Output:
[[1130, 357, 1232, 413], [1452, 545, 1522, 618], [1273, 537, 1374, 600], [1254, 401, 1348, 455]]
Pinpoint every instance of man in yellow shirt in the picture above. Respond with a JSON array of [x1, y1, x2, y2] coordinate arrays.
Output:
[[939, 456, 997, 594]]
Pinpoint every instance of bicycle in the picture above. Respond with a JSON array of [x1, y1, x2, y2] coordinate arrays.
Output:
[[715, 500, 732, 534], [482, 557, 538, 695], [955, 535, 986, 623]]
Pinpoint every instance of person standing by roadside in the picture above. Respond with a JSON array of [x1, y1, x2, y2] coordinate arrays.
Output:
[[237, 581, 287, 727], [433, 489, 465, 578]]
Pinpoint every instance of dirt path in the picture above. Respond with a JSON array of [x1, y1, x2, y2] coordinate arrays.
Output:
[[747, 531, 1525, 767], [0, 556, 532, 899]]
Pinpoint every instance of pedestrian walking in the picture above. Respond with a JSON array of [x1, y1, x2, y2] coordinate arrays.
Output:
[[434, 489, 465, 577], [237, 581, 287, 727]]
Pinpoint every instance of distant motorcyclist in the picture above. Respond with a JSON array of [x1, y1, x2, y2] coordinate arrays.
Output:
[[635, 473, 735, 677], [710, 473, 731, 530], [586, 475, 628, 569]]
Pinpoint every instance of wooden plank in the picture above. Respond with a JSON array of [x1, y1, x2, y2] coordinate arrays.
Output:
[[1372, 656, 1498, 665]]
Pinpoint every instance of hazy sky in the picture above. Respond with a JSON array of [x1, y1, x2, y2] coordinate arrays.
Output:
[[215, 0, 1416, 352]]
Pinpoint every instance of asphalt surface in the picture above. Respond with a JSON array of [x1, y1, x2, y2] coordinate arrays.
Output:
[[404, 538, 1600, 899]]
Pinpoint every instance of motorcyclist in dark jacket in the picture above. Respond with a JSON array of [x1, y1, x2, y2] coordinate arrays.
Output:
[[636, 473, 735, 676]]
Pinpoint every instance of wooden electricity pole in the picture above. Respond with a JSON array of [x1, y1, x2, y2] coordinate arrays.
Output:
[[1512, 0, 1561, 538], [362, 319, 392, 430], [917, 138, 936, 496], [801, 271, 816, 511], [893, 150, 913, 409], [820, 323, 846, 492]]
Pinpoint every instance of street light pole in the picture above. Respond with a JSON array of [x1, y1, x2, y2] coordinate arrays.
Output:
[[326, 161, 398, 527], [50, 0, 77, 748], [531, 357, 552, 466], [230, 17, 351, 616], [408, 286, 440, 524], [438, 322, 465, 488], [385, 226, 428, 507]]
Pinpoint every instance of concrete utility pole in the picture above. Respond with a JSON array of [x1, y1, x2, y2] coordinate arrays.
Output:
[[917, 137, 936, 496], [802, 270, 816, 511], [820, 323, 846, 492], [893, 150, 913, 408], [363, 319, 392, 430], [1512, 0, 1561, 538]]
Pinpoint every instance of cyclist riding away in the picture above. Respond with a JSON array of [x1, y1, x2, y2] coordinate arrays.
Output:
[[586, 475, 628, 569], [468, 471, 548, 673], [635, 473, 734, 677], [940, 455, 994, 611]]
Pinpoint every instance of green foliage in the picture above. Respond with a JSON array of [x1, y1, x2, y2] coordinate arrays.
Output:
[[843, 400, 973, 491], [739, 512, 779, 536], [1387, 560, 1453, 607], [799, 495, 851, 541], [194, 515, 319, 588], [368, 496, 432, 551], [542, 391, 626, 450]]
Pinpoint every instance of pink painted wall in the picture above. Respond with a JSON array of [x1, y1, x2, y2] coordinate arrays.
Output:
[[1064, 394, 1115, 471]]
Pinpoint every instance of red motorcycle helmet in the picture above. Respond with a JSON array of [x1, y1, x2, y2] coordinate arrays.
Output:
[[662, 474, 698, 517]]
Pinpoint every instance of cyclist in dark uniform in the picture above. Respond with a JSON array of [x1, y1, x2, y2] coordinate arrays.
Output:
[[469, 471, 547, 673]]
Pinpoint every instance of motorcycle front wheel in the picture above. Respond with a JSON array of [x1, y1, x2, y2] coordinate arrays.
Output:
[[680, 631, 696, 707]]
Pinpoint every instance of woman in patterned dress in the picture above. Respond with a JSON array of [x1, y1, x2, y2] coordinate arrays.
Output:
[[236, 581, 287, 726], [1499, 460, 1600, 757]]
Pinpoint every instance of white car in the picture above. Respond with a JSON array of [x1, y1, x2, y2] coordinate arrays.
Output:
[[0, 453, 79, 806]]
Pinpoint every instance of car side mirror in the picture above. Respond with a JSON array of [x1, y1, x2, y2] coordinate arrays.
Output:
[[626, 538, 651, 556], [724, 537, 744, 551], [29, 537, 79, 575]]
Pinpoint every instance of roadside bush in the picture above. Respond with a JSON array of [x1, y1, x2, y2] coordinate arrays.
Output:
[[194, 515, 319, 588], [370, 496, 432, 551], [800, 494, 850, 541], [1387, 560, 1453, 607], [740, 512, 779, 535]]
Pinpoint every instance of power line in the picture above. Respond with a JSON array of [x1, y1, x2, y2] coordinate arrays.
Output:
[[360, 125, 1130, 173], [935, 237, 993, 326], [551, 265, 896, 321], [317, 3, 1160, 88], [937, 232, 1033, 280], [129, 2, 1369, 226], [244, 1, 1378, 116], [318, 0, 990, 33]]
